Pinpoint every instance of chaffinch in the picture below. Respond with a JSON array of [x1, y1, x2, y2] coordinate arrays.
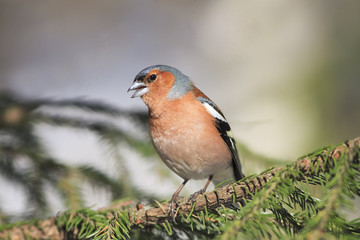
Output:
[[128, 65, 245, 216]]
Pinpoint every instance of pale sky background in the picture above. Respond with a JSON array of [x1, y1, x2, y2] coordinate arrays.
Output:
[[1, 0, 359, 217]]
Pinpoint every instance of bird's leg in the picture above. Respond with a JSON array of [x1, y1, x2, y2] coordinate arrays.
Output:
[[168, 179, 188, 218], [188, 175, 213, 204]]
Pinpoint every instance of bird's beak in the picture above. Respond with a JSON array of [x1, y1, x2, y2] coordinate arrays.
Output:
[[127, 81, 149, 98]]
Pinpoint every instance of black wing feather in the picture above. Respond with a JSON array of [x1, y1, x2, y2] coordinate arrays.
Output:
[[215, 118, 245, 180], [197, 97, 245, 180]]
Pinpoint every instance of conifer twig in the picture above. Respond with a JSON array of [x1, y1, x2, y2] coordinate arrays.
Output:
[[129, 137, 359, 226], [0, 137, 359, 239]]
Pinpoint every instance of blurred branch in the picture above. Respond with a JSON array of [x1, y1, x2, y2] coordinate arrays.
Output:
[[1, 137, 358, 239], [0, 91, 153, 220]]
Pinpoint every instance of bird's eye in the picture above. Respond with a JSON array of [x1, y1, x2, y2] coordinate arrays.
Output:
[[149, 74, 157, 82]]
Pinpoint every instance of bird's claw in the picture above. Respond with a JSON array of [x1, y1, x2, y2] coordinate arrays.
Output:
[[187, 189, 206, 205], [167, 201, 175, 219], [168, 198, 180, 219]]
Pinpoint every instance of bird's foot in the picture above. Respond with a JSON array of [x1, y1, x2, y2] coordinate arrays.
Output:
[[167, 179, 188, 220], [168, 197, 182, 219], [187, 188, 206, 205]]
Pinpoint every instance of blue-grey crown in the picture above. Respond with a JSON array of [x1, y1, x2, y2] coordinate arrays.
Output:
[[137, 65, 193, 99]]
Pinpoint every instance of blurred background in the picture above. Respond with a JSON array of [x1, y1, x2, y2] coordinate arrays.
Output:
[[0, 0, 359, 222]]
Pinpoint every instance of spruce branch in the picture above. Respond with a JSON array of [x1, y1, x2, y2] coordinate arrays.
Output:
[[0, 92, 154, 220], [0, 137, 359, 239]]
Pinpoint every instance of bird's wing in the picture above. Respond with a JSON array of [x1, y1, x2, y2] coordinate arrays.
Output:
[[193, 88, 245, 180]]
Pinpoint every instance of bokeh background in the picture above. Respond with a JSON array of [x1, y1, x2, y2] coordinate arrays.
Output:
[[1, 0, 359, 220]]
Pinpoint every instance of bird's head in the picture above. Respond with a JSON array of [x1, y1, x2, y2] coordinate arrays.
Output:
[[128, 65, 193, 105]]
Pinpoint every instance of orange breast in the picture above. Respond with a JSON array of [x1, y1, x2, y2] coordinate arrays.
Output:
[[148, 91, 232, 180]]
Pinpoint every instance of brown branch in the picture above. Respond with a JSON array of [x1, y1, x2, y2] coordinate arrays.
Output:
[[132, 137, 359, 226], [1, 137, 359, 239], [0, 218, 62, 240]]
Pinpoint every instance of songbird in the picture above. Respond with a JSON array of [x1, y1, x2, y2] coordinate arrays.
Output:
[[128, 65, 245, 216]]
